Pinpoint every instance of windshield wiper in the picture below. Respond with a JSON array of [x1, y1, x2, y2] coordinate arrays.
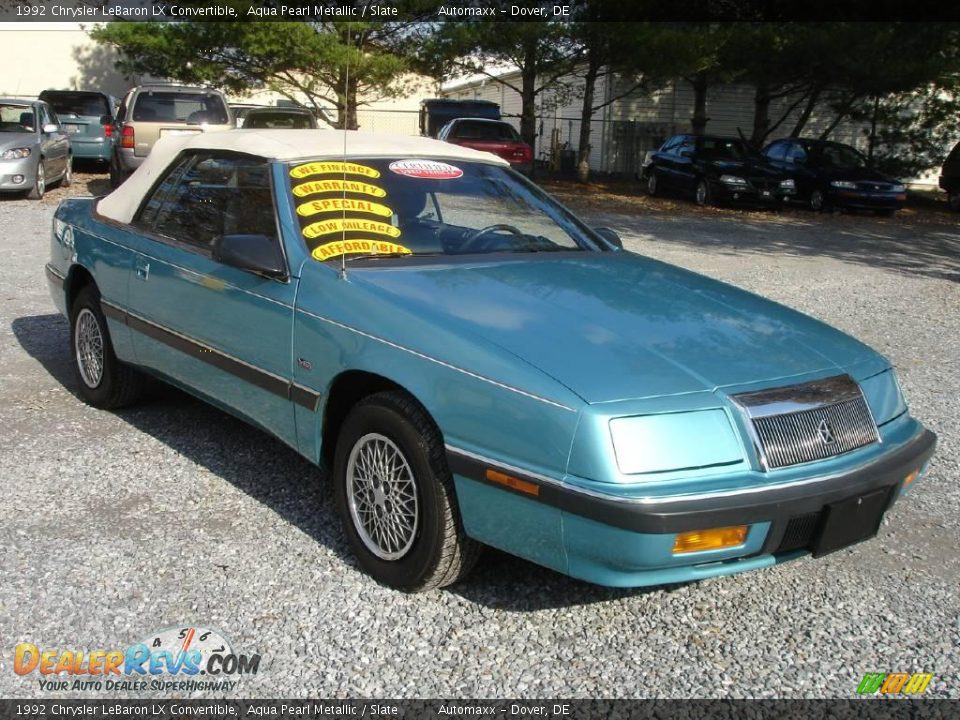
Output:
[[343, 251, 444, 263]]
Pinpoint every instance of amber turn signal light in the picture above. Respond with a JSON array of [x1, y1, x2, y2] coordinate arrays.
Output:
[[673, 526, 748, 554], [485, 469, 540, 497], [904, 470, 919, 487]]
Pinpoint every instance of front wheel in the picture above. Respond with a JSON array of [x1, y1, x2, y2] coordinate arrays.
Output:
[[26, 160, 45, 200], [333, 391, 481, 592], [70, 285, 145, 409], [948, 191, 960, 212], [694, 178, 712, 206], [646, 170, 659, 196], [809, 189, 827, 212]]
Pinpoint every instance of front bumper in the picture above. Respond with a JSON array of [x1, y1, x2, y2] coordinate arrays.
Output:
[[712, 180, 792, 205], [828, 188, 906, 210], [0, 155, 38, 192], [449, 424, 936, 587]]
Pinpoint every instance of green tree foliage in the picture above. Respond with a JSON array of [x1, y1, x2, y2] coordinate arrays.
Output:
[[91, 19, 417, 129]]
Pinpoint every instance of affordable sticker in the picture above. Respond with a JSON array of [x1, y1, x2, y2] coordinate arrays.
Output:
[[290, 161, 381, 179], [302, 218, 401, 239], [292, 179, 386, 198], [297, 198, 393, 218], [388, 159, 463, 179], [312, 240, 411, 261]]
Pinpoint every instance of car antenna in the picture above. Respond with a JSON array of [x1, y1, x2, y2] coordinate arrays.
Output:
[[339, 24, 351, 281]]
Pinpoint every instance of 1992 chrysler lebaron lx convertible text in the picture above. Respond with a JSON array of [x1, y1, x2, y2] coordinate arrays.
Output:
[[45, 130, 936, 591]]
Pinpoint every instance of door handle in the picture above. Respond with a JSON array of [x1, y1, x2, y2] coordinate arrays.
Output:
[[135, 259, 150, 280]]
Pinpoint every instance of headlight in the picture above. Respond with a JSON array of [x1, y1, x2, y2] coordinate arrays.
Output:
[[891, 184, 906, 193], [609, 410, 743, 475], [830, 180, 857, 189], [720, 174, 747, 185], [779, 179, 796, 190], [2, 147, 31, 160], [859, 369, 908, 425]]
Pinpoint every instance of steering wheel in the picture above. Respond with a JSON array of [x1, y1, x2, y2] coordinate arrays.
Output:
[[460, 223, 527, 252]]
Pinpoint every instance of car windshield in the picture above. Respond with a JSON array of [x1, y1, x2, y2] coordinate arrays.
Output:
[[815, 144, 868, 169], [698, 138, 759, 160], [452, 121, 520, 141], [132, 92, 229, 124], [41, 92, 109, 117], [0, 104, 35, 133], [245, 111, 314, 129], [287, 157, 601, 262]]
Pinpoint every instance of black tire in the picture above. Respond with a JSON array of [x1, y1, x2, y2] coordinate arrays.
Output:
[[646, 170, 658, 196], [70, 285, 145, 409], [26, 160, 45, 200], [58, 155, 73, 188], [809, 188, 827, 212], [875, 208, 897, 217], [333, 391, 481, 592], [947, 191, 960, 212], [694, 178, 712, 206]]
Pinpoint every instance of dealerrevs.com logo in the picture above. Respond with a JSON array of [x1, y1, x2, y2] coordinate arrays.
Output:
[[14, 626, 261, 692]]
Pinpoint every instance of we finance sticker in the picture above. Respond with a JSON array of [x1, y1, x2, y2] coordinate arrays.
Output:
[[312, 240, 411, 261], [302, 218, 401, 240], [290, 161, 381, 180], [388, 159, 463, 179], [297, 198, 393, 218]]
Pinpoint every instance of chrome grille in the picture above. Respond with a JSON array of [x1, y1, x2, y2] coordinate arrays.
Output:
[[731, 375, 880, 471], [752, 397, 878, 468]]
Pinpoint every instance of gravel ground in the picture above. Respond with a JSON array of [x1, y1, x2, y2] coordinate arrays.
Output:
[[1, 172, 958, 699]]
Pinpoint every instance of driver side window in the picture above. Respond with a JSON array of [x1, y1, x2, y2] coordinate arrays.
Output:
[[135, 152, 277, 253]]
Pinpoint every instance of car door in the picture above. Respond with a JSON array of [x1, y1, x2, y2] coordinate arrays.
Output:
[[38, 103, 68, 177], [122, 151, 299, 449], [783, 142, 816, 198], [652, 136, 682, 190]]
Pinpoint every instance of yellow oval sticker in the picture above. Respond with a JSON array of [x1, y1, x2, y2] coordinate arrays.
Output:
[[297, 198, 393, 218], [312, 240, 411, 261], [302, 218, 401, 239], [290, 161, 381, 179], [292, 179, 386, 198]]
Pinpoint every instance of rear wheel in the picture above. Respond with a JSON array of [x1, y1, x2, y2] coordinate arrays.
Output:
[[695, 178, 712, 206], [26, 160, 45, 200], [333, 391, 481, 592], [70, 285, 145, 409], [58, 155, 72, 188]]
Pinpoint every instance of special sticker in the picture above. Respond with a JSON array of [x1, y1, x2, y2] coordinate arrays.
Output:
[[297, 198, 393, 218], [292, 179, 386, 198], [311, 240, 412, 261], [290, 161, 381, 180], [388, 159, 463, 179], [302, 218, 402, 239]]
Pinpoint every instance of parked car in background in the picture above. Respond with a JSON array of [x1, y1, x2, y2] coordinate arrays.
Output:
[[763, 138, 906, 215], [0, 97, 71, 199], [45, 130, 934, 592], [240, 107, 318, 129], [39, 90, 116, 168], [645, 134, 795, 206], [438, 118, 533, 175], [939, 140, 960, 212], [110, 84, 232, 188], [230, 103, 268, 128]]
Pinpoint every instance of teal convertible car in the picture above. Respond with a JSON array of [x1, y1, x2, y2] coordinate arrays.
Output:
[[46, 130, 936, 591]]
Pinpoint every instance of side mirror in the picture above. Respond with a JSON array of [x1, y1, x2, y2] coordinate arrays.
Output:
[[42, 123, 59, 134], [212, 234, 286, 279], [593, 227, 623, 250]]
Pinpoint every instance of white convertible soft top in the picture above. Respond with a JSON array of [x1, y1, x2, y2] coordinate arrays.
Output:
[[97, 129, 510, 224]]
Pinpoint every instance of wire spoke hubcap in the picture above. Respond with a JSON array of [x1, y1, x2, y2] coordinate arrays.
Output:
[[347, 433, 419, 561], [75, 308, 104, 388]]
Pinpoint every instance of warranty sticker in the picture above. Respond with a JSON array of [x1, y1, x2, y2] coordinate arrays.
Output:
[[292, 179, 387, 198], [312, 240, 411, 261], [388, 159, 463, 179]]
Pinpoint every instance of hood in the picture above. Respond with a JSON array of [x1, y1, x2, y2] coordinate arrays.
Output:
[[0, 132, 37, 151], [708, 158, 782, 178], [350, 253, 880, 404]]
